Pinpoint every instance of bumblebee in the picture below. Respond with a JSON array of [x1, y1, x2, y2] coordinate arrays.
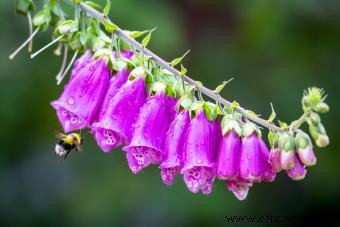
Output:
[[55, 132, 83, 159]]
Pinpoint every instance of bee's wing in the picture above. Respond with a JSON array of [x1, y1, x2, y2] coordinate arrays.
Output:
[[75, 143, 83, 152], [54, 131, 67, 140]]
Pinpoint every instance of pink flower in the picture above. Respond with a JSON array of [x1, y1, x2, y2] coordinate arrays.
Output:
[[51, 58, 110, 132], [160, 110, 190, 185]]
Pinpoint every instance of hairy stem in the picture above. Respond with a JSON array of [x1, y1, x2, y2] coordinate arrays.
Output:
[[289, 111, 310, 130], [79, 2, 284, 132]]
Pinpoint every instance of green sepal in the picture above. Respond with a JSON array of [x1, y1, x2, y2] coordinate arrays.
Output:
[[203, 102, 218, 121], [295, 132, 310, 150], [16, 0, 35, 15], [179, 93, 195, 110], [242, 122, 261, 137], [101, 18, 118, 33], [278, 133, 295, 152], [54, 20, 78, 36], [221, 115, 242, 137], [268, 130, 279, 148], [32, 6, 51, 31]]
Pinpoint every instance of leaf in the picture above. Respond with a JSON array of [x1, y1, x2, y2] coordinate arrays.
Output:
[[101, 18, 118, 33], [126, 30, 149, 39], [84, 1, 103, 10], [103, 0, 111, 16], [142, 28, 156, 47], [214, 81, 227, 94], [214, 78, 234, 94], [170, 50, 190, 67], [179, 64, 187, 77], [268, 130, 274, 148], [268, 103, 276, 123]]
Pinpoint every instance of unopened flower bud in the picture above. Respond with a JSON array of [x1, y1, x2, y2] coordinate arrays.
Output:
[[279, 134, 296, 170], [295, 132, 316, 166], [309, 112, 321, 125], [309, 123, 329, 148], [269, 148, 282, 173], [313, 102, 329, 113], [287, 154, 307, 181]]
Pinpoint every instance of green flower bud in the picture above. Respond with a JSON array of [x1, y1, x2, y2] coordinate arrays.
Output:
[[16, 0, 35, 15], [313, 102, 330, 113], [279, 134, 296, 170], [309, 112, 321, 125], [309, 122, 329, 148]]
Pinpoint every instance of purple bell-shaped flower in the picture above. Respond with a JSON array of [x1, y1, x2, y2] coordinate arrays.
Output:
[[181, 110, 218, 195], [216, 117, 242, 181], [70, 50, 93, 80], [123, 91, 176, 174], [51, 57, 110, 133], [240, 123, 275, 183], [92, 67, 147, 152], [160, 110, 190, 185]]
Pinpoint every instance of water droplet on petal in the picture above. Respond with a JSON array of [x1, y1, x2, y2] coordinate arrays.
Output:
[[67, 97, 75, 105]]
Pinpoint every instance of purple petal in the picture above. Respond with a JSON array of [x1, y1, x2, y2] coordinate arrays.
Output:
[[258, 138, 276, 182], [70, 50, 93, 80], [287, 154, 307, 180], [181, 110, 217, 194], [216, 130, 242, 180], [160, 110, 190, 185], [51, 58, 110, 132], [240, 133, 264, 183], [92, 77, 147, 152], [226, 180, 252, 201], [269, 148, 282, 173], [114, 50, 134, 59], [297, 145, 316, 166], [123, 92, 176, 173], [281, 150, 296, 170]]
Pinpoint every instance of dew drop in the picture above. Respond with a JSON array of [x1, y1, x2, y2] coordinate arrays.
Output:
[[67, 97, 75, 105], [119, 87, 125, 94]]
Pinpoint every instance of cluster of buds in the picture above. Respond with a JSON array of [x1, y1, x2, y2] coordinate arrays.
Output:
[[11, 0, 330, 201]]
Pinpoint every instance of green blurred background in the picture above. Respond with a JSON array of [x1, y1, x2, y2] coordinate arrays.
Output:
[[1, 0, 339, 226]]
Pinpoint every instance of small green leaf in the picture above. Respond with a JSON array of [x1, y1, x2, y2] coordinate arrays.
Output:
[[268, 103, 276, 123], [268, 130, 274, 148], [101, 19, 118, 33], [84, 1, 103, 10], [179, 64, 187, 77], [103, 0, 111, 16], [166, 85, 177, 98], [214, 78, 234, 94], [142, 28, 156, 47], [126, 30, 149, 39], [170, 50, 190, 67]]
